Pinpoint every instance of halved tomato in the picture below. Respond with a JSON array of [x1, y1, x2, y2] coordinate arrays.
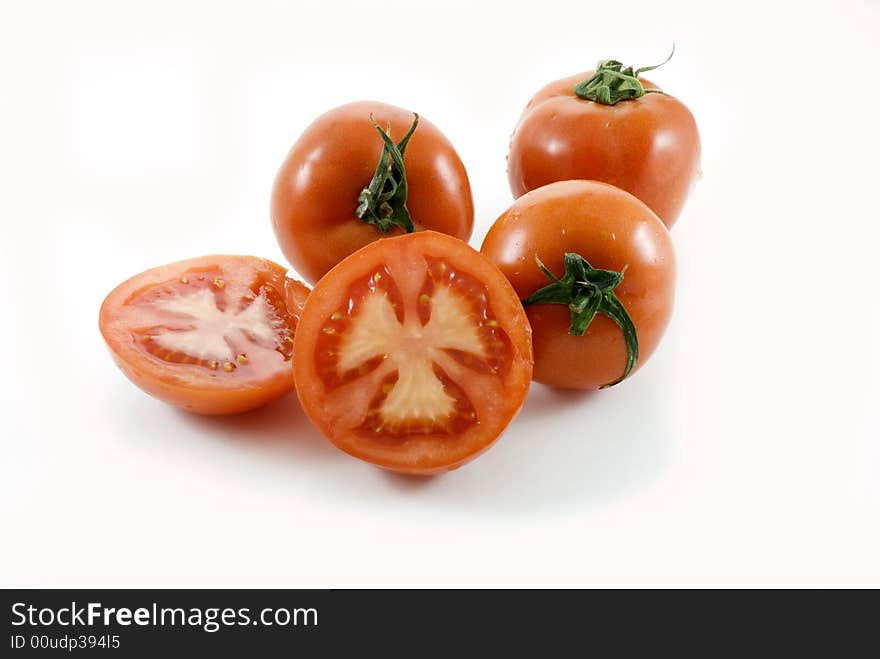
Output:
[[99, 255, 310, 415], [293, 231, 533, 474]]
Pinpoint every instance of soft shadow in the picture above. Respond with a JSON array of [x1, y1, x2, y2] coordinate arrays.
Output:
[[381, 471, 442, 492], [176, 391, 338, 462], [396, 378, 674, 517], [108, 370, 671, 518], [106, 386, 370, 504], [523, 385, 599, 411]]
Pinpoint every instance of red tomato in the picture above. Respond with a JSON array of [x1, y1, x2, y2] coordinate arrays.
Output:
[[481, 180, 676, 390], [99, 255, 310, 415], [272, 101, 474, 284], [293, 231, 533, 474], [507, 56, 700, 227]]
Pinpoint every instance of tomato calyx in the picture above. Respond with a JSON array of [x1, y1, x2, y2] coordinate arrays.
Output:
[[573, 45, 674, 105], [355, 113, 419, 234], [522, 253, 639, 388]]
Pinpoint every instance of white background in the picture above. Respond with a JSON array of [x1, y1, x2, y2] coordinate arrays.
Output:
[[2, 0, 878, 587]]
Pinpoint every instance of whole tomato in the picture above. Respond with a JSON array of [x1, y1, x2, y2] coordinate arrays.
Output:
[[272, 101, 474, 284], [507, 52, 700, 228], [482, 180, 676, 390]]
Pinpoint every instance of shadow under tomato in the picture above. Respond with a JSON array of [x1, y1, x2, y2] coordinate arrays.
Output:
[[119, 365, 670, 518], [372, 375, 673, 517], [176, 391, 338, 463], [520, 384, 599, 409], [376, 392, 596, 494], [381, 470, 443, 492]]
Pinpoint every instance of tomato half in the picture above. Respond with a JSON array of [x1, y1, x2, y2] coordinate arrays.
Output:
[[99, 255, 310, 415], [293, 231, 533, 474], [507, 59, 700, 228], [481, 180, 675, 390], [272, 101, 474, 284]]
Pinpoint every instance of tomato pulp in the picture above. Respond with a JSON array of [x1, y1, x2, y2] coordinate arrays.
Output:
[[99, 255, 310, 415], [294, 232, 533, 474]]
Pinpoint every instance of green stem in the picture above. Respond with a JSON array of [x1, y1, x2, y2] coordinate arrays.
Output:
[[522, 253, 639, 388], [573, 45, 675, 106], [356, 113, 419, 233]]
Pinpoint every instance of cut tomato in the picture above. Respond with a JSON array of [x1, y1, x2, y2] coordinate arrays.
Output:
[[99, 255, 310, 415], [293, 231, 533, 474]]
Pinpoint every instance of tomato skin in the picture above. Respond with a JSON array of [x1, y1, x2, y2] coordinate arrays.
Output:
[[99, 255, 310, 415], [294, 231, 533, 474], [272, 101, 474, 284], [507, 73, 700, 228], [481, 180, 675, 390]]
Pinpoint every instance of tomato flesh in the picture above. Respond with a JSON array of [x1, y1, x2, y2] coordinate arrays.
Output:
[[294, 232, 533, 474], [129, 267, 294, 370], [315, 258, 513, 437], [100, 255, 309, 415]]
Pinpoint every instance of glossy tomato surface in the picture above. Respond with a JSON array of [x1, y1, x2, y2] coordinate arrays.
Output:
[[507, 73, 700, 227], [294, 231, 533, 474], [100, 255, 310, 415], [272, 101, 474, 284], [482, 180, 675, 389]]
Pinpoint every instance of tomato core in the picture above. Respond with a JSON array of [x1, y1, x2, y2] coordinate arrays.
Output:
[[124, 266, 295, 378], [312, 257, 514, 440]]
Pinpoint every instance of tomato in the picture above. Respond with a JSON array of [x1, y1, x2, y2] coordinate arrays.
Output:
[[99, 255, 310, 415], [507, 54, 700, 228], [272, 101, 474, 284], [293, 231, 533, 474], [481, 180, 675, 390]]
